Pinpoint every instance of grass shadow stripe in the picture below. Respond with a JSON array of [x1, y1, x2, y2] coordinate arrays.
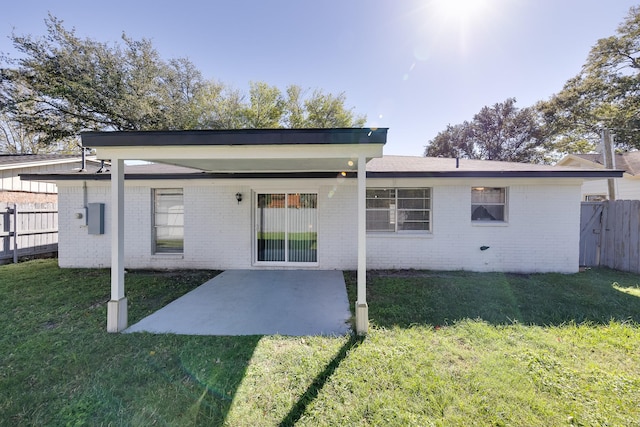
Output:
[[278, 334, 364, 427]]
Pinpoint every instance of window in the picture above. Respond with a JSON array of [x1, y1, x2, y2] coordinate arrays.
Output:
[[153, 188, 184, 253], [585, 194, 607, 202], [366, 188, 431, 232], [471, 187, 506, 222]]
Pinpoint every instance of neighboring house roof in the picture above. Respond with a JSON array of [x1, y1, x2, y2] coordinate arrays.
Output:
[[0, 154, 96, 171], [557, 152, 640, 177], [20, 155, 624, 181]]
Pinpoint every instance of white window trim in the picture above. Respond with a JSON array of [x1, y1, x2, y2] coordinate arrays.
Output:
[[152, 188, 185, 255], [252, 191, 320, 267], [366, 188, 432, 233], [471, 187, 508, 224]]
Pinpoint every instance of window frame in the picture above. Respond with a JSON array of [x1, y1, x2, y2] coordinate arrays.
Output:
[[152, 188, 184, 254], [584, 194, 607, 202], [366, 187, 432, 233], [471, 187, 507, 223]]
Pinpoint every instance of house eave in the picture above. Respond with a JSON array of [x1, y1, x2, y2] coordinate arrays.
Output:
[[20, 169, 625, 182], [19, 171, 357, 181], [81, 128, 389, 147], [365, 170, 625, 179]]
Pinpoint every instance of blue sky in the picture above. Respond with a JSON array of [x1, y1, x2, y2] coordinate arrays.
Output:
[[1, 0, 637, 155]]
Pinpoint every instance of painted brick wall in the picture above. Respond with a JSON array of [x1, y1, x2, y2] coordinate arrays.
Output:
[[58, 183, 111, 268], [318, 181, 358, 269], [366, 180, 582, 273], [57, 177, 583, 273], [184, 184, 253, 269]]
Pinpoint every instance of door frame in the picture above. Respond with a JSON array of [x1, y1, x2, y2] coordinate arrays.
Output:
[[252, 189, 320, 267]]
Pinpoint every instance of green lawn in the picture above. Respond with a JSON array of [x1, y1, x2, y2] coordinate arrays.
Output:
[[1, 260, 639, 426]]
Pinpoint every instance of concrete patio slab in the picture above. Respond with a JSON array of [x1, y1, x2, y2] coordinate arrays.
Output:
[[125, 270, 352, 336]]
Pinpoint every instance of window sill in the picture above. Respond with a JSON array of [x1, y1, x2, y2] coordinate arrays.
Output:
[[253, 262, 319, 267], [367, 232, 433, 238], [151, 253, 184, 259], [471, 221, 509, 227]]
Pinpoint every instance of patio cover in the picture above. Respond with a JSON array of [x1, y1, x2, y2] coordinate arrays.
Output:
[[81, 128, 388, 335]]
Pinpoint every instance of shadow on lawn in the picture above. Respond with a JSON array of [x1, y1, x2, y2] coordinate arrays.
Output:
[[278, 334, 364, 427], [344, 269, 640, 328], [167, 335, 262, 426]]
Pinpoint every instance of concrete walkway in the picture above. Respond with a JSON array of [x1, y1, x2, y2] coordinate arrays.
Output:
[[125, 270, 352, 336]]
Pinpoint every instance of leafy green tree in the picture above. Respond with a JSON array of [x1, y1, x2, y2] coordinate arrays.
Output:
[[243, 81, 284, 128], [425, 98, 544, 162], [191, 82, 366, 130], [0, 90, 77, 154], [0, 15, 367, 148], [0, 14, 204, 143], [193, 81, 246, 129], [422, 123, 473, 159], [0, 113, 49, 153], [304, 89, 366, 128], [538, 6, 640, 150], [282, 85, 306, 128]]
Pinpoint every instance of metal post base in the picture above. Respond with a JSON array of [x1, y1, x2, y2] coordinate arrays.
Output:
[[107, 297, 128, 332], [355, 302, 369, 335]]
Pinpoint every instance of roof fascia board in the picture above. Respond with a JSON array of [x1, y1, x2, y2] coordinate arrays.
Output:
[[82, 128, 388, 147], [20, 169, 624, 182], [365, 170, 624, 178], [93, 143, 384, 161]]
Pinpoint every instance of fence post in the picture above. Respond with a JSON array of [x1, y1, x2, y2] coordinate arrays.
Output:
[[12, 204, 18, 263]]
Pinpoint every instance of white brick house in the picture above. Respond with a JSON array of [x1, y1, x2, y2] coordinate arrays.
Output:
[[21, 129, 622, 333], [49, 160, 600, 273]]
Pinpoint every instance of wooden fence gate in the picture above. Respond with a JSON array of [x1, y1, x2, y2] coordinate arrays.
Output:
[[580, 200, 640, 273], [0, 202, 58, 264]]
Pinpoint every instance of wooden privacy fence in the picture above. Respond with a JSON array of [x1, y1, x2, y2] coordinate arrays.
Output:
[[580, 200, 640, 273], [0, 202, 58, 264]]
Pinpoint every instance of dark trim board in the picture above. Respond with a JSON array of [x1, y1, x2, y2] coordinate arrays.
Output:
[[21, 169, 624, 181], [19, 172, 359, 181], [81, 128, 389, 147], [366, 170, 625, 179]]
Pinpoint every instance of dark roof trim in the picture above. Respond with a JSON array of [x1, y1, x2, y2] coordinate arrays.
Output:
[[20, 172, 359, 181], [366, 170, 625, 178], [21, 169, 624, 181], [81, 128, 388, 147]]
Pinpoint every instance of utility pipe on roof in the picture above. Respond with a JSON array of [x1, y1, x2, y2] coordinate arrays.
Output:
[[602, 129, 616, 200]]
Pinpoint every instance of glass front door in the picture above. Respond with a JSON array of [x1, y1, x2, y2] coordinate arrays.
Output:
[[256, 193, 318, 263]]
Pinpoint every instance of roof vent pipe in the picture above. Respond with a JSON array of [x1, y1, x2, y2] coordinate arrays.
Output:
[[78, 144, 86, 172], [456, 157, 459, 168]]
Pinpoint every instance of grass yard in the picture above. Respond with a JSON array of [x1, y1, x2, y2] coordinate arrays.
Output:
[[1, 260, 639, 426]]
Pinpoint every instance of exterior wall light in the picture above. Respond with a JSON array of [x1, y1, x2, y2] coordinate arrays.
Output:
[[235, 192, 243, 204]]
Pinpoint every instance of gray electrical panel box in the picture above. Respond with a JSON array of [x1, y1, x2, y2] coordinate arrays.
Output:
[[88, 203, 105, 235]]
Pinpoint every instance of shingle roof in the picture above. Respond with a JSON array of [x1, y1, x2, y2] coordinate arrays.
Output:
[[572, 152, 640, 176], [19, 155, 623, 181], [364, 156, 622, 178], [0, 154, 81, 168], [367, 156, 564, 172]]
